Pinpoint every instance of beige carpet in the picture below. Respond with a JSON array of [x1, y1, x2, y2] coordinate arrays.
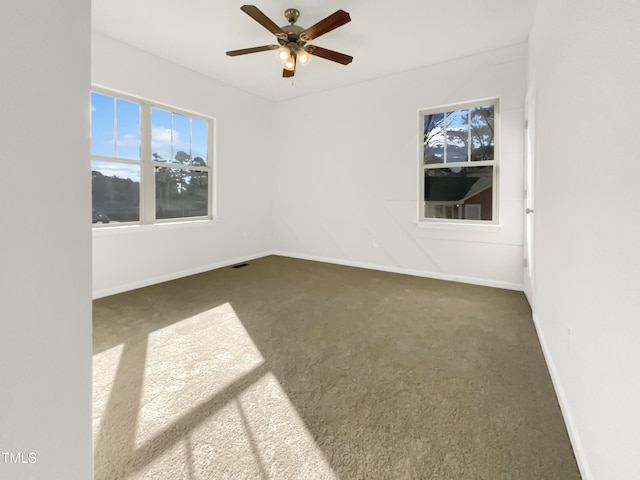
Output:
[[93, 255, 580, 479]]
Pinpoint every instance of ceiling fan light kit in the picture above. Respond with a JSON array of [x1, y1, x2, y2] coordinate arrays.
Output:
[[277, 46, 291, 61], [226, 5, 353, 78]]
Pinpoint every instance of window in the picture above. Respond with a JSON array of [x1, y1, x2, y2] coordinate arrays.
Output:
[[419, 99, 498, 223], [91, 89, 213, 225]]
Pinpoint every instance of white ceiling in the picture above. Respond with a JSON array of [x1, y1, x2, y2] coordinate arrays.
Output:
[[92, 0, 538, 102]]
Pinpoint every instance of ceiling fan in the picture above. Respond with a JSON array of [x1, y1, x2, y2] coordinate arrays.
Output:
[[226, 5, 353, 78]]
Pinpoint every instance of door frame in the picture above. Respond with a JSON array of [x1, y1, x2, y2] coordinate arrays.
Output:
[[523, 85, 536, 307]]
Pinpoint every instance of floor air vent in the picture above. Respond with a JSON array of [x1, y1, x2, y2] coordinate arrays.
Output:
[[232, 263, 249, 269]]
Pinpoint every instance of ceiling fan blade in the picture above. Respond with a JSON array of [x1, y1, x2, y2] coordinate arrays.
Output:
[[240, 5, 288, 40], [300, 10, 351, 42], [305, 45, 353, 65], [226, 45, 279, 56]]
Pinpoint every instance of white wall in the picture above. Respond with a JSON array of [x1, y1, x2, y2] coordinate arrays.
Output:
[[0, 1, 93, 479], [528, 1, 640, 478], [92, 33, 276, 297], [92, 38, 527, 295], [272, 45, 527, 289]]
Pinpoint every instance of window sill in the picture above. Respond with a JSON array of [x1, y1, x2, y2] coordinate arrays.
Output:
[[415, 221, 502, 232], [92, 218, 216, 235]]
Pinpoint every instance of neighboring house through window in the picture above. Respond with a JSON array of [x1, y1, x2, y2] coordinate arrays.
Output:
[[419, 99, 498, 223], [91, 89, 213, 225]]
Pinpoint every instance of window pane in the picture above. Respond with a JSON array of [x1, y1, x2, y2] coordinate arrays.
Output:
[[151, 108, 172, 162], [91, 93, 114, 157], [423, 112, 444, 164], [172, 114, 191, 164], [191, 118, 208, 166], [116, 99, 140, 160], [424, 166, 493, 221], [445, 109, 469, 163], [92, 161, 140, 223], [470, 105, 495, 161], [155, 167, 208, 219]]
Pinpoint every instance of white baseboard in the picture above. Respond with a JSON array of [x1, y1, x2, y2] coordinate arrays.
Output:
[[92, 251, 272, 299], [94, 250, 524, 299], [531, 312, 591, 480], [271, 250, 524, 291]]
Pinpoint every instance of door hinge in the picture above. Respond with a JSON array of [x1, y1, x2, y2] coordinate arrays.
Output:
[[523, 258, 528, 268]]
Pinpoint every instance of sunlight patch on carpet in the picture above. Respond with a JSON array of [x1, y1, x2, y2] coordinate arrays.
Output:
[[134, 302, 265, 447], [236, 372, 338, 479], [93, 301, 338, 478], [93, 343, 124, 442]]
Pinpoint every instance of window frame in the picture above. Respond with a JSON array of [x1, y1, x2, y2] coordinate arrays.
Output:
[[418, 98, 499, 226], [91, 86, 215, 227]]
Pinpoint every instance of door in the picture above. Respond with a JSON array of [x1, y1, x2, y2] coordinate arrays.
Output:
[[523, 86, 536, 306]]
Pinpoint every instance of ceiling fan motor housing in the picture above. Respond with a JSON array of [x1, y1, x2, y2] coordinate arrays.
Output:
[[284, 8, 299, 24], [278, 11, 307, 49]]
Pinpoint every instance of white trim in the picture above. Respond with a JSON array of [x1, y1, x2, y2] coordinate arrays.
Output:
[[416, 221, 502, 232], [92, 251, 271, 299], [271, 251, 523, 291], [530, 312, 592, 480], [93, 250, 524, 299], [423, 159, 496, 170], [92, 83, 210, 120], [523, 83, 536, 308], [418, 96, 501, 116], [92, 217, 216, 235]]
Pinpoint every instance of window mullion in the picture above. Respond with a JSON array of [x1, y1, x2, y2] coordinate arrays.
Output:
[[140, 101, 154, 224], [90, 155, 141, 165], [170, 112, 174, 162], [207, 118, 214, 220], [112, 97, 117, 158], [467, 110, 471, 163], [424, 160, 495, 170], [443, 112, 447, 164]]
